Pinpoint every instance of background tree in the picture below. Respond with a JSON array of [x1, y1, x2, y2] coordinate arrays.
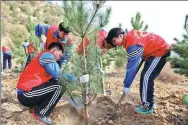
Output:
[[131, 12, 148, 31], [126, 12, 149, 32], [119, 23, 122, 28], [61, 1, 111, 124], [169, 15, 188, 77], [27, 17, 40, 52]]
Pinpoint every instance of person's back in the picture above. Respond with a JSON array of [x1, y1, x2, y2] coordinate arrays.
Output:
[[17, 50, 53, 91], [2, 46, 12, 70], [123, 30, 170, 60], [2, 46, 10, 53], [77, 29, 109, 55]]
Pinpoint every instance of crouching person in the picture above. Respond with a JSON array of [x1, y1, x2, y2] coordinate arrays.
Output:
[[16, 42, 64, 125]]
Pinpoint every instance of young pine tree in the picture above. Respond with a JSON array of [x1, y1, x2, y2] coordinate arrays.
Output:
[[61, 1, 111, 124], [169, 15, 188, 77], [27, 16, 40, 52], [126, 12, 149, 32], [131, 12, 148, 31]]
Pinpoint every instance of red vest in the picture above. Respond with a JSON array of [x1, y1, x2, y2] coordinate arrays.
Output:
[[77, 37, 90, 55], [96, 29, 108, 49], [77, 29, 108, 55], [123, 30, 170, 60], [16, 50, 53, 91], [27, 44, 35, 54], [96, 29, 108, 55], [45, 25, 72, 49], [2, 46, 9, 53]]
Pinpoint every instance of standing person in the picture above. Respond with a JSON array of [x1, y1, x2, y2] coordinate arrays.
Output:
[[17, 42, 64, 125], [35, 22, 73, 68], [22, 40, 29, 56], [105, 28, 170, 114], [2, 46, 12, 71], [24, 41, 37, 68], [77, 28, 109, 55]]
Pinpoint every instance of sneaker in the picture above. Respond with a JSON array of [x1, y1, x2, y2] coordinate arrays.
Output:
[[136, 102, 157, 109], [32, 109, 52, 125], [135, 104, 154, 115]]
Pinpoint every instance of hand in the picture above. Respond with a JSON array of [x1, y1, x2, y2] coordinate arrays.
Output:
[[123, 87, 130, 95], [80, 73, 89, 83], [63, 73, 77, 82], [60, 38, 67, 44], [40, 41, 45, 49]]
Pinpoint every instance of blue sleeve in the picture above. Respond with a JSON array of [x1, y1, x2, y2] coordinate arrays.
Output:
[[124, 45, 144, 88], [35, 24, 50, 37], [39, 52, 61, 79]]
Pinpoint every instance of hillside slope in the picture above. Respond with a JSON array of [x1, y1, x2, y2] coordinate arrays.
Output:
[[1, 1, 63, 47]]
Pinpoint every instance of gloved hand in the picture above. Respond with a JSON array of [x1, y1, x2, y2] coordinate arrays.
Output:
[[40, 41, 45, 49], [80, 73, 89, 83], [63, 73, 77, 82], [123, 87, 130, 95]]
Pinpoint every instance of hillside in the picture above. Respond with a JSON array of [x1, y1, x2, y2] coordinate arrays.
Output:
[[1, 1, 63, 48]]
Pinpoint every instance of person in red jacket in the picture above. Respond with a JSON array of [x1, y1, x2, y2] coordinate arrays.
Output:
[[105, 28, 170, 114], [17, 42, 64, 125], [24, 41, 37, 68], [2, 46, 12, 70], [77, 29, 109, 55], [35, 22, 73, 68]]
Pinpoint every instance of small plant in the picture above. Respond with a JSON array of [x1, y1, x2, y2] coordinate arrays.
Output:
[[27, 16, 40, 52], [11, 32, 26, 68]]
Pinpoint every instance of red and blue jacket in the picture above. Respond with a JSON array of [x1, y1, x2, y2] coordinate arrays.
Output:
[[123, 30, 170, 88], [35, 24, 73, 65], [17, 50, 61, 92]]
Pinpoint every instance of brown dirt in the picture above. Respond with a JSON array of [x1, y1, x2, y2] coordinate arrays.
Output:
[[1, 63, 188, 125]]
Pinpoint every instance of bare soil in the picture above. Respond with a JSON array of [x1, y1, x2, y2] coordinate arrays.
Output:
[[1, 63, 188, 125]]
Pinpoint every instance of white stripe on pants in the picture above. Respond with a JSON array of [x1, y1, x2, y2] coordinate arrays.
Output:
[[142, 57, 161, 104], [23, 84, 62, 115]]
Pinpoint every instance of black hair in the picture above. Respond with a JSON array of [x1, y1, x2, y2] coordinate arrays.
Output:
[[58, 22, 70, 33], [106, 28, 125, 47], [48, 42, 64, 53]]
